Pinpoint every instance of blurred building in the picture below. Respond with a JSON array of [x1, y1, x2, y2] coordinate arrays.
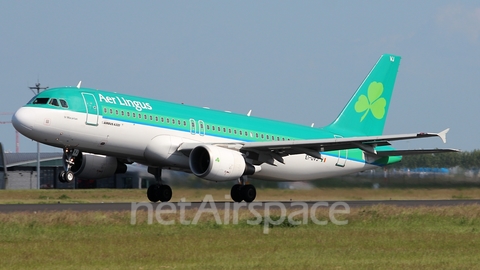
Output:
[[0, 142, 155, 190]]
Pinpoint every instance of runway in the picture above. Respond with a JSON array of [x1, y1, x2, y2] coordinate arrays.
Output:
[[1, 199, 479, 213]]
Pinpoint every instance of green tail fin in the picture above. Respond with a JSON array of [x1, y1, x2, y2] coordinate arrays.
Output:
[[326, 54, 401, 136]]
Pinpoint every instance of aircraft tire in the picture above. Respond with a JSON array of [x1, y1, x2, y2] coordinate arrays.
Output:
[[65, 171, 75, 183], [241, 184, 256, 203], [231, 184, 243, 202], [58, 171, 66, 183], [147, 184, 161, 202], [158, 185, 172, 202]]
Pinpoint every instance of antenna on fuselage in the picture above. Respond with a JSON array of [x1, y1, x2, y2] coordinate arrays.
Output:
[[247, 110, 252, 117], [77, 81, 82, 88]]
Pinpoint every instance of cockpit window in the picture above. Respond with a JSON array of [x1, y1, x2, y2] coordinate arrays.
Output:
[[60, 99, 68, 108], [32, 98, 49, 104], [49, 99, 59, 107], [27, 96, 37, 104]]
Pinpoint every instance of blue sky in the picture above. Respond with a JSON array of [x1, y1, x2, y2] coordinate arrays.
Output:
[[1, 1, 479, 153]]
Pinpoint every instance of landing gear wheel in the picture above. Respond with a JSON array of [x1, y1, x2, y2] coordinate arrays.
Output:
[[58, 171, 66, 183], [241, 184, 256, 203], [147, 184, 161, 202], [158, 185, 172, 202], [231, 184, 243, 202], [147, 184, 173, 202], [64, 171, 75, 183]]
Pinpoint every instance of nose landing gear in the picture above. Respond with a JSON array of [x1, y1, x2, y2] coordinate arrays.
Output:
[[58, 148, 79, 183]]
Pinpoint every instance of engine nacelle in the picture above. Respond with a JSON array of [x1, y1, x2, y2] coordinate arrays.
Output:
[[189, 145, 255, 181], [68, 152, 127, 179]]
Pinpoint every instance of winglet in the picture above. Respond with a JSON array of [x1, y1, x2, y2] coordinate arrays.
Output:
[[77, 81, 82, 88], [438, 128, 449, 144]]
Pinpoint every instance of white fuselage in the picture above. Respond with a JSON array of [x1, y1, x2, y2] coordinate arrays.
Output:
[[13, 106, 378, 182]]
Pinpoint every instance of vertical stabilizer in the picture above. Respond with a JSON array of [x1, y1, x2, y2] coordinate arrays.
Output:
[[326, 54, 401, 136]]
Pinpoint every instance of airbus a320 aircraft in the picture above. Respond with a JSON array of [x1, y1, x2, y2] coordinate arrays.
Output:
[[12, 54, 457, 202]]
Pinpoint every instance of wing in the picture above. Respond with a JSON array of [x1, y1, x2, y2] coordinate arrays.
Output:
[[177, 128, 458, 165]]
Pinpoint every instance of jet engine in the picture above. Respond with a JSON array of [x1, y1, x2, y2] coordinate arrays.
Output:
[[189, 145, 256, 181], [67, 152, 127, 179]]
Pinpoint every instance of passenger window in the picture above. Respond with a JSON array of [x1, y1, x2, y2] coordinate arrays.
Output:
[[49, 99, 59, 106], [59, 99, 68, 108]]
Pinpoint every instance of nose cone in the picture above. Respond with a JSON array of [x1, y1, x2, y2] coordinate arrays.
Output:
[[12, 107, 35, 136]]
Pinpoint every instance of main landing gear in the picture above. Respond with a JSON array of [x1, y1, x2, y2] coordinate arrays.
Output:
[[230, 177, 256, 203], [145, 169, 256, 203], [59, 148, 79, 183], [147, 167, 172, 202]]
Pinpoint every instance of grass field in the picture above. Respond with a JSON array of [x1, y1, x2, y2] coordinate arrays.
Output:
[[1, 188, 479, 269], [1, 187, 480, 204], [0, 205, 479, 269]]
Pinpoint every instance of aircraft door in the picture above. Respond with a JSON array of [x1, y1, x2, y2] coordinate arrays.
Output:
[[334, 135, 348, 167], [81, 93, 99, 126]]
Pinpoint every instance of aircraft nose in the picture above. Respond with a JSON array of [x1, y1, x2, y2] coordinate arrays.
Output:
[[12, 107, 35, 134]]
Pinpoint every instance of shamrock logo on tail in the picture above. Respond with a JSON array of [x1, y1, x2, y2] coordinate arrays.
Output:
[[354, 82, 386, 122]]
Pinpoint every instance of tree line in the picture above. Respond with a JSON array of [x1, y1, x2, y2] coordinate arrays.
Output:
[[390, 150, 480, 169]]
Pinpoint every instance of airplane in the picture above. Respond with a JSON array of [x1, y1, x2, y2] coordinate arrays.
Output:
[[11, 54, 458, 203]]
